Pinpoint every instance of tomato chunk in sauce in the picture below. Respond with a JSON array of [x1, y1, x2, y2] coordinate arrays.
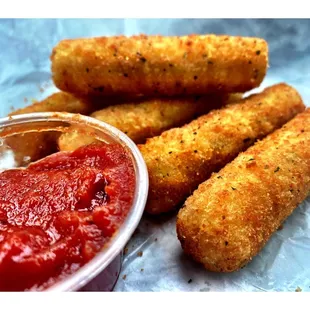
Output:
[[0, 143, 135, 291]]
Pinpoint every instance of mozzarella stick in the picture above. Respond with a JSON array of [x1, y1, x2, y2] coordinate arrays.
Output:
[[140, 83, 305, 214], [51, 34, 268, 98], [177, 109, 310, 272], [6, 92, 99, 165], [58, 93, 242, 151], [10, 92, 95, 116]]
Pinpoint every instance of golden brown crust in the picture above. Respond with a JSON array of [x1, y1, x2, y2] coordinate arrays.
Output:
[[91, 94, 229, 144], [6, 92, 99, 165], [139, 83, 305, 215], [9, 92, 94, 116], [57, 93, 241, 151], [177, 109, 310, 272], [57, 129, 98, 152], [51, 34, 268, 97]]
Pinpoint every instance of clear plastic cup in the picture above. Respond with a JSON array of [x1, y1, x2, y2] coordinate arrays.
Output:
[[0, 112, 149, 292]]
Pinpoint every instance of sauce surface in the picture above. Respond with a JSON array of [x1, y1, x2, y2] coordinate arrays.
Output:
[[0, 143, 135, 291]]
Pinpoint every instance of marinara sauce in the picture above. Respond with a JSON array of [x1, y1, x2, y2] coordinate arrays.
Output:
[[0, 143, 135, 291]]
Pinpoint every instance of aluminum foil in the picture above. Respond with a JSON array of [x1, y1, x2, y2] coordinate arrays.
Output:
[[0, 18, 309, 292]]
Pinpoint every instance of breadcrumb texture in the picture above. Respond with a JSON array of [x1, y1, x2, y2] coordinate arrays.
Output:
[[51, 34, 268, 97], [177, 109, 310, 272], [140, 83, 305, 214], [9, 92, 94, 116], [58, 93, 241, 151], [5, 92, 97, 165]]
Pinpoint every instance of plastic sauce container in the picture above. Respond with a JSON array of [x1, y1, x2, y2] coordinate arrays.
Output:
[[0, 112, 149, 292]]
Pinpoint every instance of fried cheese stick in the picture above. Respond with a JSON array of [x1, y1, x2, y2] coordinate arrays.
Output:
[[58, 93, 242, 151], [9, 92, 95, 116], [177, 108, 310, 272], [51, 34, 268, 98], [140, 83, 305, 214], [5, 92, 99, 165]]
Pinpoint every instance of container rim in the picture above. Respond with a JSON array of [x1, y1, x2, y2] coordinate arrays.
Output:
[[0, 112, 149, 292]]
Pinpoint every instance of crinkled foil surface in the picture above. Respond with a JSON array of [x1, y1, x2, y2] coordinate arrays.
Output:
[[0, 19, 309, 292]]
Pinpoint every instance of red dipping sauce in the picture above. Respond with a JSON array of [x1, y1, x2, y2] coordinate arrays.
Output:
[[0, 143, 135, 291]]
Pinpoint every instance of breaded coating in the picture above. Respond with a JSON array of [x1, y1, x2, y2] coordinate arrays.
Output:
[[5, 92, 99, 166], [140, 83, 305, 214], [57, 129, 97, 152], [51, 34, 268, 98], [177, 109, 310, 272], [9, 92, 95, 116], [91, 94, 241, 143], [58, 93, 242, 151]]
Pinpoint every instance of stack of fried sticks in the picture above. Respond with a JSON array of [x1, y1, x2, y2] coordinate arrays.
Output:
[[9, 34, 310, 273]]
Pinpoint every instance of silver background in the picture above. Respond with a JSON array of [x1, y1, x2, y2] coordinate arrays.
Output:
[[0, 19, 309, 292]]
